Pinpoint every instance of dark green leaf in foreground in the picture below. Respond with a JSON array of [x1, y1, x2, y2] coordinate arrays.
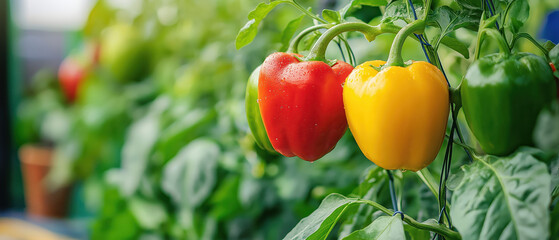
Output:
[[450, 151, 551, 240], [338, 166, 388, 238], [403, 223, 430, 240], [342, 216, 404, 240], [283, 193, 356, 240]]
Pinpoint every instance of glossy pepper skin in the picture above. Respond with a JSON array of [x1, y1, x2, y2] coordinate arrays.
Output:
[[258, 52, 353, 161], [461, 53, 557, 156], [245, 66, 275, 152], [343, 60, 449, 171]]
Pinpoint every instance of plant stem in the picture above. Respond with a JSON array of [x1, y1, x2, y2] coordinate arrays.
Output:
[[340, 36, 356, 66], [417, 168, 439, 197], [423, 0, 432, 20], [484, 0, 500, 29], [384, 19, 426, 68], [307, 22, 400, 61], [483, 28, 511, 57], [474, 27, 484, 60], [474, 12, 511, 60], [403, 214, 461, 240], [510, 33, 551, 61], [287, 0, 326, 24], [450, 85, 461, 108], [446, 134, 475, 154], [453, 117, 473, 163], [386, 170, 399, 211], [474, 12, 488, 60], [356, 199, 462, 240], [287, 24, 331, 53]]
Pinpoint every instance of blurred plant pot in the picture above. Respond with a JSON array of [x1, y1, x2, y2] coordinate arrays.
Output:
[[19, 144, 72, 218]]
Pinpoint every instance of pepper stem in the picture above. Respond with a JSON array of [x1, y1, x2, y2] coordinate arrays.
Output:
[[510, 33, 550, 62], [384, 19, 426, 68], [287, 24, 331, 54], [306, 22, 387, 62], [483, 28, 510, 57]]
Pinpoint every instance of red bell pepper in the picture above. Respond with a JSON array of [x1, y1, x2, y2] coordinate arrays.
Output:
[[58, 56, 87, 103], [258, 52, 353, 161]]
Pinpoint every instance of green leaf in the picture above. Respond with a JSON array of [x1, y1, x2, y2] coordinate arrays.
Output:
[[47, 140, 82, 188], [403, 223, 430, 240], [504, 0, 529, 34], [283, 193, 357, 240], [156, 109, 216, 161], [339, 166, 389, 238], [543, 41, 556, 52], [40, 109, 72, 144], [439, 35, 470, 58], [456, 0, 484, 11], [450, 151, 552, 240], [299, 31, 321, 52], [161, 139, 220, 208], [342, 216, 405, 240], [550, 156, 559, 204], [481, 13, 500, 29], [119, 110, 162, 196], [280, 15, 305, 52], [83, 0, 116, 37], [339, 0, 387, 18], [322, 9, 341, 23], [382, 0, 423, 22], [551, 204, 559, 237], [534, 101, 559, 153], [431, 6, 479, 51], [355, 166, 388, 198], [210, 176, 243, 220], [129, 197, 168, 230], [236, 0, 289, 49]]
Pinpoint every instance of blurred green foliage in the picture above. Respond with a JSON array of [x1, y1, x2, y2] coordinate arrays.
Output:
[[14, 0, 559, 239], [11, 0, 376, 239]]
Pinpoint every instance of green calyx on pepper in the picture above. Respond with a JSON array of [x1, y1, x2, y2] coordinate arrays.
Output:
[[383, 19, 426, 68]]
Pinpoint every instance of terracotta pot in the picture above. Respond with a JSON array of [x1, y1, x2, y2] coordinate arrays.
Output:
[[19, 144, 72, 218]]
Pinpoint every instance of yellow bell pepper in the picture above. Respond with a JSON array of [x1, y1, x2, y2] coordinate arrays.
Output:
[[343, 60, 449, 171]]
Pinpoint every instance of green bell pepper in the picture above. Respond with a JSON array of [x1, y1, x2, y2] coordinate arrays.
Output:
[[245, 66, 275, 153], [549, 44, 559, 96], [461, 52, 557, 156]]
